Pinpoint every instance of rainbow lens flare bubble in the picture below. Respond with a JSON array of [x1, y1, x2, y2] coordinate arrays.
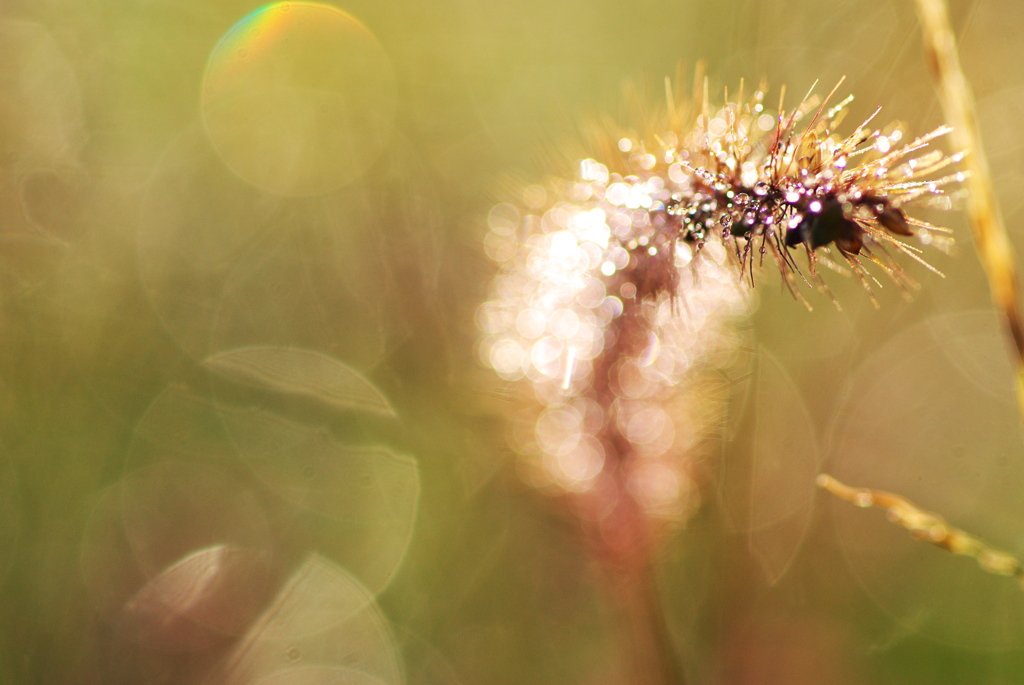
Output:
[[202, 2, 396, 196]]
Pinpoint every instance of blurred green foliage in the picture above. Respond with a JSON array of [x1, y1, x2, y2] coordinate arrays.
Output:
[[2, 0, 1024, 683]]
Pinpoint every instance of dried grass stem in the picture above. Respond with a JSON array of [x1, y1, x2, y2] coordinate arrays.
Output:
[[913, 0, 1024, 419]]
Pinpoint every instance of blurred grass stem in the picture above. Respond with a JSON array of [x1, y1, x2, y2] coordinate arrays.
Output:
[[605, 561, 685, 685], [912, 0, 1024, 420]]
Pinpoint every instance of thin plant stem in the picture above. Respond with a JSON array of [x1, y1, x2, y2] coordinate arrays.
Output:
[[817, 474, 1024, 587], [912, 0, 1024, 420]]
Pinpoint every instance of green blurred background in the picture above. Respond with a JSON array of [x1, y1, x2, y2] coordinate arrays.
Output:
[[2, 0, 1024, 683]]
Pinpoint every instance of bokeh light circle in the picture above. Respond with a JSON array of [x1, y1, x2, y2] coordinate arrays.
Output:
[[79, 476, 274, 653], [202, 2, 397, 196], [222, 554, 402, 685], [139, 125, 281, 361]]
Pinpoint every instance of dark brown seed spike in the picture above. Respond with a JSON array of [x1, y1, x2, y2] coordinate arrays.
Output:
[[876, 205, 914, 236], [836, 232, 864, 255]]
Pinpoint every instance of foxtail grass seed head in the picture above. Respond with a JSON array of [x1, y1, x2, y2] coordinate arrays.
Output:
[[478, 79, 963, 543]]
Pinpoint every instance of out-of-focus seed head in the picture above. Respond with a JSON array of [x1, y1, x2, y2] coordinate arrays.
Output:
[[478, 159, 750, 531]]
